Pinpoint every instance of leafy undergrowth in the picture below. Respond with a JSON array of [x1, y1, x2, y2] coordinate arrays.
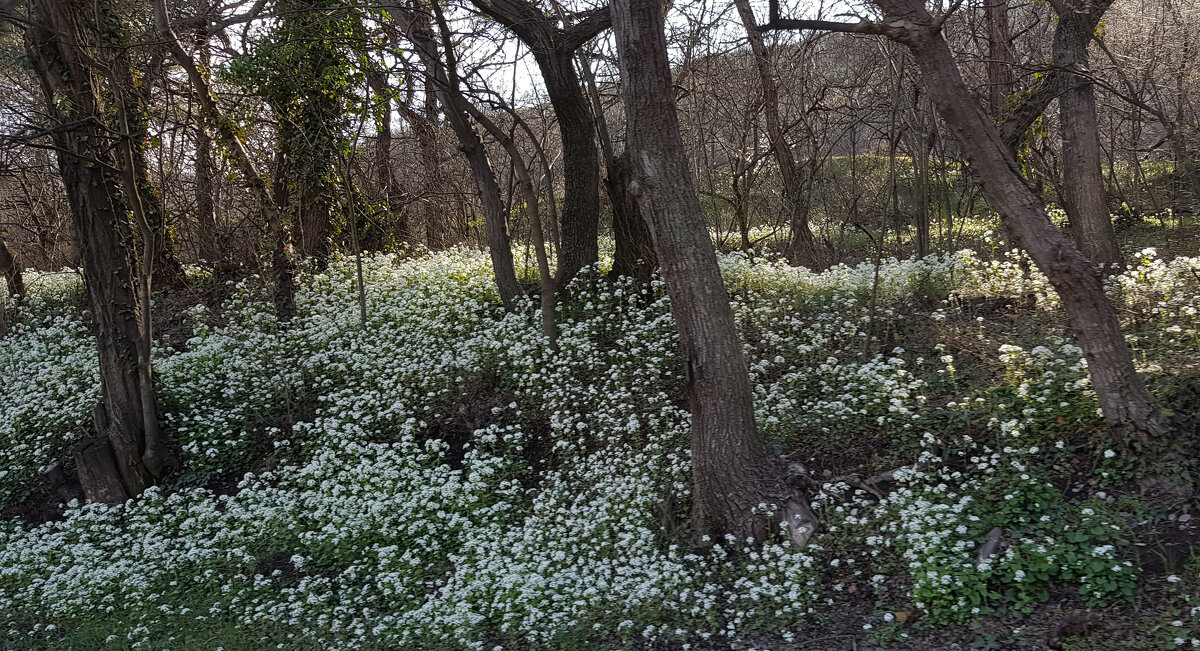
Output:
[[0, 244, 1199, 649]]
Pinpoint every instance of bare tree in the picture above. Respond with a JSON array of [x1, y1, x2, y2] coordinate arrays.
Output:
[[468, 0, 610, 282], [733, 0, 821, 267], [763, 0, 1165, 440], [402, 0, 523, 309], [611, 0, 815, 543]]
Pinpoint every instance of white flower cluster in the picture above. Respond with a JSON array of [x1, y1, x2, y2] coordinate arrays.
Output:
[[0, 243, 1178, 647]]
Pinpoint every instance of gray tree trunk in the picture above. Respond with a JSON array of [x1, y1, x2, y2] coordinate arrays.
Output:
[[868, 0, 1164, 439], [612, 0, 806, 543]]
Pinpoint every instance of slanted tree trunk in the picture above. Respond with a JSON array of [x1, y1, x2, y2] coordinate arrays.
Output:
[[733, 0, 820, 268], [419, 0, 522, 310], [155, 0, 296, 320], [1051, 0, 1123, 269], [858, 0, 1162, 438], [25, 0, 165, 501], [460, 87, 558, 347], [468, 0, 609, 283], [612, 0, 815, 544], [0, 236, 23, 299]]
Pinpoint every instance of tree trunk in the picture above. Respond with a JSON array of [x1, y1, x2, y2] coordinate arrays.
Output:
[[423, 0, 523, 310], [1051, 0, 1123, 269], [733, 0, 820, 268], [607, 152, 658, 282], [25, 0, 163, 501], [0, 236, 23, 299], [867, 0, 1163, 438], [985, 0, 1013, 116], [194, 30, 221, 264], [612, 0, 814, 544], [195, 123, 220, 263], [578, 46, 657, 282], [468, 0, 609, 283], [368, 69, 409, 245], [460, 87, 558, 347]]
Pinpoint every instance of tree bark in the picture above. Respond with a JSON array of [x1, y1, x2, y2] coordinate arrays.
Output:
[[607, 152, 658, 282], [985, 0, 1013, 116], [422, 0, 523, 310], [0, 235, 23, 299], [577, 46, 656, 282], [468, 0, 609, 282], [733, 0, 820, 268], [194, 29, 221, 264], [863, 0, 1163, 438], [612, 0, 814, 544], [25, 0, 164, 501], [1051, 0, 1123, 268]]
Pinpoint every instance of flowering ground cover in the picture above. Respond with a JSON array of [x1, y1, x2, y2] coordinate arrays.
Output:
[[1, 242, 1200, 649]]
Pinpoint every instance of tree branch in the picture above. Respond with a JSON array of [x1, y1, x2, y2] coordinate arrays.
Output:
[[559, 5, 611, 53]]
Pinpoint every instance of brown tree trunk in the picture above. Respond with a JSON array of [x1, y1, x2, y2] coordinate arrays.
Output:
[[865, 0, 1163, 438], [1051, 0, 1123, 269], [424, 0, 523, 310], [194, 31, 221, 264], [195, 123, 220, 263], [733, 0, 820, 268], [0, 236, 23, 299], [612, 0, 814, 544], [985, 0, 1013, 116], [25, 0, 163, 501], [468, 0, 609, 282], [413, 73, 447, 249], [367, 69, 409, 244]]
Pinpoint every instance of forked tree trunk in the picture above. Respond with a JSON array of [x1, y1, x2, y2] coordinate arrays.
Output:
[[25, 0, 164, 501], [461, 92, 559, 347], [1051, 0, 1123, 269], [577, 46, 657, 282], [733, 0, 820, 268], [468, 0, 609, 283], [612, 0, 814, 544], [865, 0, 1163, 438]]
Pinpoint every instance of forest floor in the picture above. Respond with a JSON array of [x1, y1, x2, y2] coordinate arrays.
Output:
[[1, 219, 1200, 649]]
